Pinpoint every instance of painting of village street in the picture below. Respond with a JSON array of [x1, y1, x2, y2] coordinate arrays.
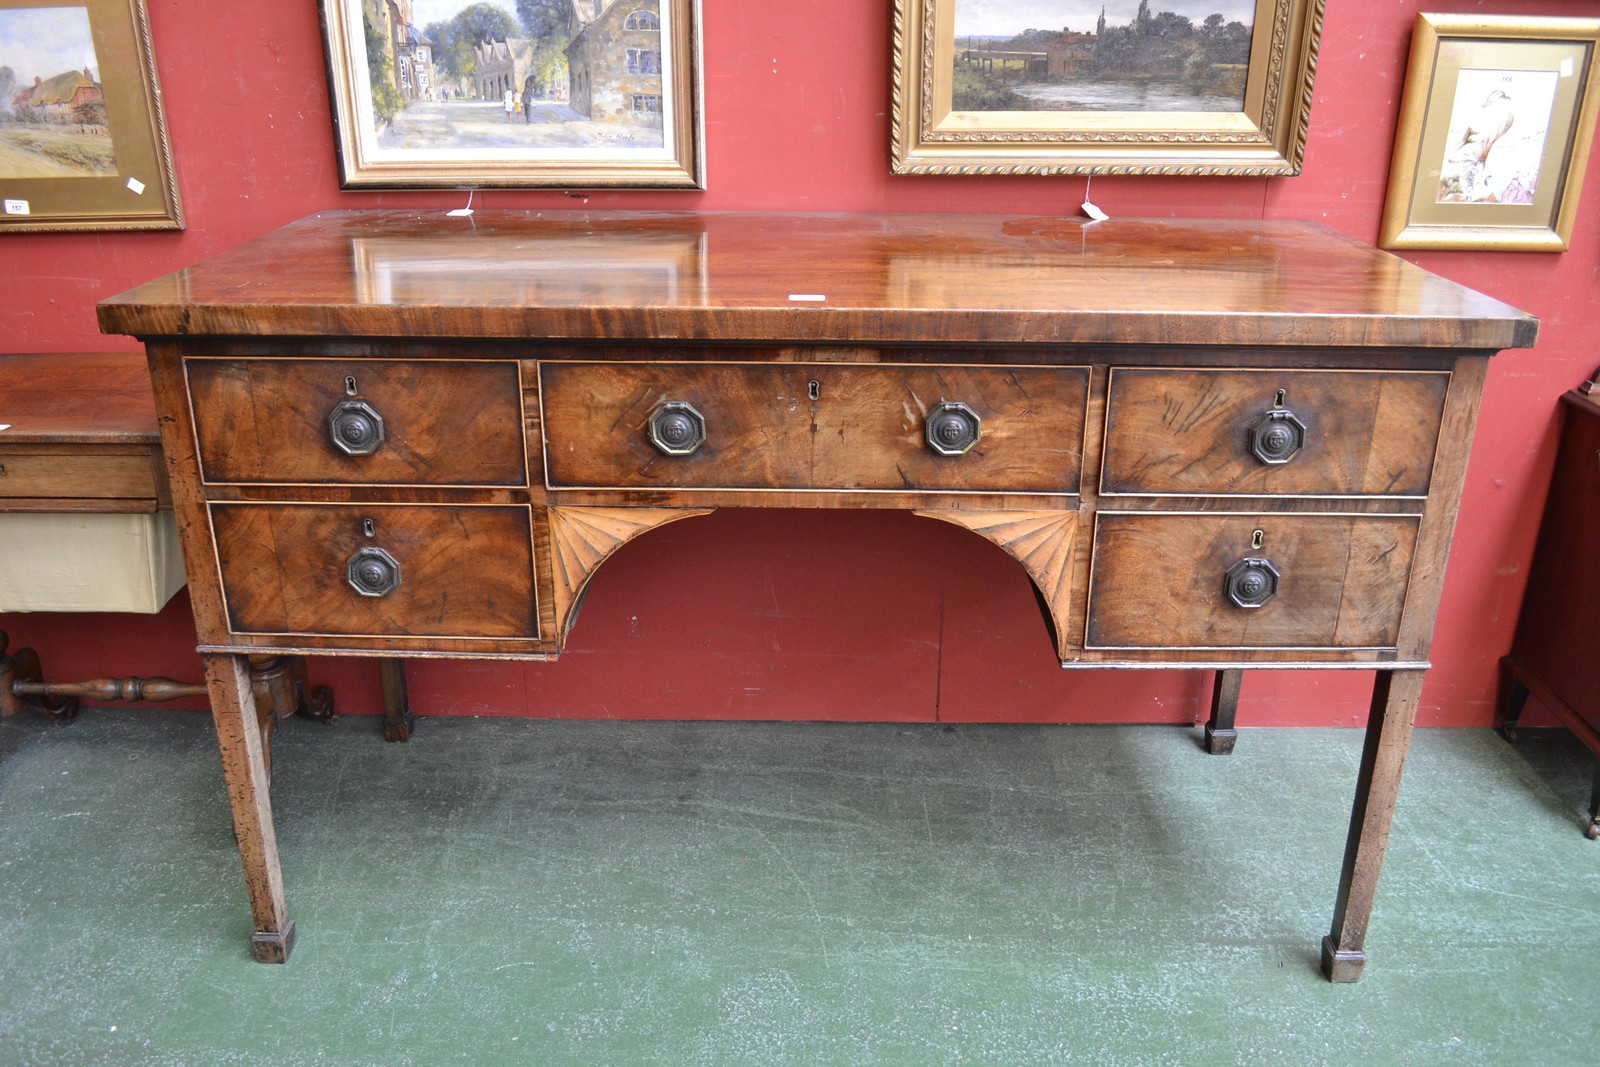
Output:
[[0, 6, 115, 179], [356, 0, 670, 156], [953, 0, 1255, 113]]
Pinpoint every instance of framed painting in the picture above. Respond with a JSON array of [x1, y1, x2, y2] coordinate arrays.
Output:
[[320, 0, 704, 190], [1381, 14, 1600, 252], [0, 0, 182, 232], [891, 0, 1324, 176]]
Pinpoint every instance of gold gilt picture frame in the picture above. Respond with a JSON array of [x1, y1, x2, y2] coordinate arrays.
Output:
[[0, 0, 182, 232], [890, 0, 1324, 176], [319, 0, 705, 190], [1381, 14, 1600, 252]]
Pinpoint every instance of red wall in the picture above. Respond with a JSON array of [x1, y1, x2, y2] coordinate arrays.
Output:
[[4, 1, 1596, 728]]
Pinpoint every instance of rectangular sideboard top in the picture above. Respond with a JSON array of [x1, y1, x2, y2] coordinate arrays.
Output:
[[97, 210, 1538, 351]]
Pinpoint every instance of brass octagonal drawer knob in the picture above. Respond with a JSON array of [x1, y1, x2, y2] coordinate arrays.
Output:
[[1223, 556, 1280, 610], [347, 546, 402, 598], [329, 399, 385, 457], [925, 401, 982, 456], [647, 400, 707, 456], [1248, 407, 1307, 465]]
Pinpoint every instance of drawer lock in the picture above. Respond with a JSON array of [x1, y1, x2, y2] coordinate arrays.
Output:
[[1223, 556, 1280, 610], [347, 546, 402, 598], [925, 401, 982, 456], [1247, 407, 1307, 465], [647, 400, 707, 456], [329, 399, 385, 457]]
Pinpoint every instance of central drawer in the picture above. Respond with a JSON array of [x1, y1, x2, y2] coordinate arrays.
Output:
[[210, 502, 538, 640], [540, 361, 1089, 493]]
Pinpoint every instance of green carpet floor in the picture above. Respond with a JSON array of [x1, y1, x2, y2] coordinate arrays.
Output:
[[2, 710, 1597, 1065]]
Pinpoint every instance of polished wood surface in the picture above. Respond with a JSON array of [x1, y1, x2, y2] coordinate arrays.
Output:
[[187, 358, 527, 486], [1100, 368, 1450, 497], [0, 351, 164, 512], [99, 210, 1538, 976], [211, 503, 538, 639], [1086, 513, 1418, 649], [541, 361, 1088, 493], [96, 211, 1536, 350], [0, 351, 158, 444]]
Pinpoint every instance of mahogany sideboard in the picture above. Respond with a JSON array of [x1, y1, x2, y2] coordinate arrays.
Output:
[[98, 210, 1537, 979]]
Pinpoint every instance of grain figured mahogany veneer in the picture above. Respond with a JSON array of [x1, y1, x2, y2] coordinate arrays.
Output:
[[98, 210, 1537, 977]]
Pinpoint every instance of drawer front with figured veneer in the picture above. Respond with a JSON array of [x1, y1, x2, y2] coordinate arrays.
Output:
[[187, 358, 526, 486], [1100, 369, 1450, 497], [1086, 512, 1419, 650], [541, 362, 1089, 493], [211, 503, 538, 639]]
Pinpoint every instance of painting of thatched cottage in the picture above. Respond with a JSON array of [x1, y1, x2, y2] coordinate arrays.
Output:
[[567, 1, 665, 127], [0, 7, 115, 181], [11, 68, 105, 126]]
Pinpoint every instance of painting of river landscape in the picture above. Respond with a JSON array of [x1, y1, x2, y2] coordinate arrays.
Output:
[[952, 0, 1255, 113], [0, 6, 115, 179]]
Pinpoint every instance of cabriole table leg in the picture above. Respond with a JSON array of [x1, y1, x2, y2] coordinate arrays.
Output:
[[203, 652, 295, 962], [1321, 668, 1423, 982]]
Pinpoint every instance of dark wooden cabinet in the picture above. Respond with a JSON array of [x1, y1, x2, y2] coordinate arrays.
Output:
[[98, 210, 1537, 978], [1499, 383, 1600, 836]]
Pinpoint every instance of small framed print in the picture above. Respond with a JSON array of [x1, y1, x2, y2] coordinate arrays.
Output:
[[890, 0, 1324, 176], [319, 0, 705, 190], [0, 0, 182, 232], [1381, 14, 1600, 252]]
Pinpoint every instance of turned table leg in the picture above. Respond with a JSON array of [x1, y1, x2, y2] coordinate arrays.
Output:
[[203, 652, 295, 962], [1321, 668, 1422, 982], [1205, 669, 1242, 755]]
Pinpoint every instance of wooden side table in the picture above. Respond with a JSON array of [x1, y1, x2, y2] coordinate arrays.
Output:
[[1498, 377, 1600, 837], [0, 352, 331, 738]]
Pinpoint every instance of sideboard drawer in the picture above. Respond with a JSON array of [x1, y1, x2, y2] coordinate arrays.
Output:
[[1086, 512, 1419, 650], [1100, 369, 1450, 497], [187, 358, 527, 486], [541, 362, 1089, 493], [211, 503, 538, 639]]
